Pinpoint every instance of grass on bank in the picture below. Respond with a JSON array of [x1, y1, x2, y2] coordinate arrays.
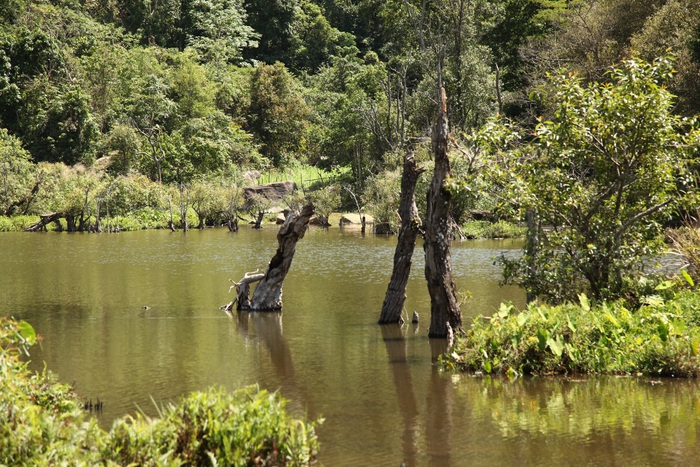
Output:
[[0, 318, 320, 465], [445, 281, 700, 378], [460, 220, 524, 239]]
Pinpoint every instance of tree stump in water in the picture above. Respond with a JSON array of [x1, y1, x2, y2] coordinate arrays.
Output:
[[424, 88, 462, 338], [223, 203, 315, 312], [378, 152, 425, 324]]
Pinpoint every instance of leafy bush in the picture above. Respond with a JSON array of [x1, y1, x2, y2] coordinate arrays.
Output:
[[447, 287, 700, 377], [108, 387, 321, 466], [0, 318, 321, 465], [461, 220, 524, 239], [0, 215, 38, 231]]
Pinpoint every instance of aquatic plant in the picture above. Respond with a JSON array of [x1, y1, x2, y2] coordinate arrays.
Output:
[[447, 286, 700, 377]]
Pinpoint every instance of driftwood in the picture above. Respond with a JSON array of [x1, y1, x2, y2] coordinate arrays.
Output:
[[24, 212, 63, 232], [424, 88, 462, 338], [378, 152, 425, 324], [222, 203, 315, 312]]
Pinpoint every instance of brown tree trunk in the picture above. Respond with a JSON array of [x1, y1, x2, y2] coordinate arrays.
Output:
[[424, 88, 462, 338], [24, 212, 62, 232], [250, 203, 315, 310], [222, 203, 315, 312], [379, 152, 425, 324]]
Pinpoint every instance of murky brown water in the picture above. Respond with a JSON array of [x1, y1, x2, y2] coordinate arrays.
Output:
[[2, 228, 699, 465]]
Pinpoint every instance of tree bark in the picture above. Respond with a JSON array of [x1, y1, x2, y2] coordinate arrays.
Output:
[[223, 203, 315, 312], [250, 203, 315, 310], [24, 212, 62, 232], [379, 152, 425, 324], [424, 88, 462, 338]]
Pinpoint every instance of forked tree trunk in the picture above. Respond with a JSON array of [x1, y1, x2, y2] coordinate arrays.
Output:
[[424, 88, 462, 338], [223, 203, 315, 312], [379, 152, 425, 324]]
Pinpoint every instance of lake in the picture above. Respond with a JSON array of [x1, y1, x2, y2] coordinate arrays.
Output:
[[2, 227, 699, 465]]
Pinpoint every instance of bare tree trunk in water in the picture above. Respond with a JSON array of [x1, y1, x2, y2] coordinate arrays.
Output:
[[424, 88, 462, 338], [379, 152, 425, 324], [248, 203, 315, 310]]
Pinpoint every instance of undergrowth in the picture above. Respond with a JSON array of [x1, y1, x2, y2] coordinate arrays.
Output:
[[446, 281, 700, 377], [0, 318, 321, 465]]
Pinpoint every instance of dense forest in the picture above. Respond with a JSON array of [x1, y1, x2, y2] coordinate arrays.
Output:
[[1, 0, 700, 234]]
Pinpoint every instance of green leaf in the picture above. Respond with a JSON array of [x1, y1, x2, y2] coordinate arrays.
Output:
[[578, 293, 590, 312], [483, 361, 492, 374], [654, 280, 674, 291], [497, 303, 513, 319], [517, 312, 528, 327], [536, 329, 549, 351], [681, 269, 695, 287], [547, 336, 564, 357], [18, 320, 36, 345]]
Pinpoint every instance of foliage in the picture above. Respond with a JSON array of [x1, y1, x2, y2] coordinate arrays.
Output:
[[363, 167, 401, 234], [0, 215, 38, 231], [499, 57, 699, 304], [107, 386, 321, 466], [446, 286, 700, 377], [0, 128, 35, 216], [247, 62, 311, 167], [0, 317, 321, 465], [461, 220, 524, 239], [308, 184, 340, 226]]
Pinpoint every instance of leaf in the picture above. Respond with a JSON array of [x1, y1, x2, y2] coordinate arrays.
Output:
[[547, 336, 564, 357], [567, 315, 576, 333], [497, 303, 513, 319], [655, 280, 675, 291], [578, 293, 590, 312], [536, 329, 549, 351], [517, 312, 528, 327], [681, 269, 695, 287], [483, 361, 492, 374], [657, 321, 669, 342], [18, 320, 36, 345]]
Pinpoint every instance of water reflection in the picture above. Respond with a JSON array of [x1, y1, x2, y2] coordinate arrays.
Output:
[[460, 375, 700, 464], [381, 324, 419, 465], [382, 325, 461, 466], [235, 311, 294, 379]]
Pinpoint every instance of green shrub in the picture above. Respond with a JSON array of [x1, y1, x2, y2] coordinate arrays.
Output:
[[461, 220, 524, 239], [0, 215, 38, 231], [108, 387, 320, 466], [447, 287, 700, 377], [0, 318, 321, 465]]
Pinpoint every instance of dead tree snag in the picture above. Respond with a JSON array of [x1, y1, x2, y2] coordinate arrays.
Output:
[[379, 152, 425, 324], [424, 88, 462, 338], [222, 203, 315, 312]]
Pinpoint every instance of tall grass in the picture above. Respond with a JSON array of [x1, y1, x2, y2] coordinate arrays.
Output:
[[258, 163, 350, 190]]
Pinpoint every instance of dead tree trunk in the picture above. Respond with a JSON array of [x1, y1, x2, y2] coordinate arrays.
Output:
[[24, 212, 63, 232], [223, 203, 315, 312], [378, 152, 425, 324], [424, 88, 462, 338]]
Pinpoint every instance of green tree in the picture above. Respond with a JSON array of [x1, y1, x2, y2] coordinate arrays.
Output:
[[501, 57, 698, 303], [247, 62, 310, 167], [186, 0, 258, 64], [0, 128, 36, 216]]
